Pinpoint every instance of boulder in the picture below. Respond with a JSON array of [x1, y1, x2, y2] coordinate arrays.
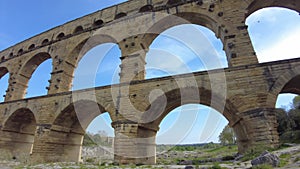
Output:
[[251, 151, 280, 167]]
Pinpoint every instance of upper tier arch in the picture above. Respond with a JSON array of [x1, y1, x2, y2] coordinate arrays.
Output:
[[246, 0, 300, 17]]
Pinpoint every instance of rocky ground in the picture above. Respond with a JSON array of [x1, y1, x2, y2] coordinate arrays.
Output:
[[0, 144, 299, 169]]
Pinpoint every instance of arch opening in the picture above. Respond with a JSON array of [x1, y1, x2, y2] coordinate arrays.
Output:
[[1, 56, 5, 62], [17, 49, 24, 55], [145, 23, 227, 79], [56, 32, 65, 40], [246, 0, 300, 17], [74, 26, 84, 34], [1, 108, 36, 160], [39, 100, 114, 162], [72, 42, 121, 90], [19, 52, 52, 98], [139, 5, 154, 13], [28, 44, 35, 50], [139, 87, 248, 162], [246, 7, 300, 63], [275, 74, 300, 144], [41, 39, 49, 45], [0, 67, 9, 102], [82, 112, 114, 162], [115, 12, 127, 20], [93, 20, 104, 28], [155, 103, 236, 164]]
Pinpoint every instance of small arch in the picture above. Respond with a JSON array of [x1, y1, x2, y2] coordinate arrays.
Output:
[[139, 5, 154, 13], [17, 49, 24, 55], [73, 26, 84, 34], [1, 56, 5, 62], [115, 12, 127, 20], [166, 0, 183, 6], [93, 19, 104, 27], [41, 39, 49, 45], [9, 52, 13, 58], [56, 32, 65, 40], [28, 44, 35, 50]]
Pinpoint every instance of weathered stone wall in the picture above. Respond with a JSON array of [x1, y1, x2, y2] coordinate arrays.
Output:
[[0, 0, 300, 165]]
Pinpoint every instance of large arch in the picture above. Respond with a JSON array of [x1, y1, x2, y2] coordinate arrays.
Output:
[[246, 0, 300, 17], [139, 87, 249, 157], [31, 100, 113, 162], [0, 108, 36, 161]]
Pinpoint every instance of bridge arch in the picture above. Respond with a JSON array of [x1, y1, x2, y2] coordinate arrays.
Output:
[[67, 34, 118, 67], [246, 7, 300, 63], [141, 12, 229, 70], [0, 108, 36, 160], [31, 100, 114, 162], [16, 52, 52, 98], [66, 34, 119, 90], [267, 65, 300, 107], [143, 12, 220, 48], [140, 87, 249, 154], [246, 0, 300, 17]]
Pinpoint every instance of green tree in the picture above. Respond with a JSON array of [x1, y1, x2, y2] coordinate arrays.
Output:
[[275, 108, 294, 135], [218, 125, 236, 145], [275, 95, 300, 143], [293, 96, 300, 109]]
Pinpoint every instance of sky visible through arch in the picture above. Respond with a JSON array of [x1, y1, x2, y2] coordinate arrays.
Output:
[[0, 1, 300, 144]]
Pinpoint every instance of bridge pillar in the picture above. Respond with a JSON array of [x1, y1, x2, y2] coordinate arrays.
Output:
[[237, 108, 279, 153], [222, 5, 259, 67], [118, 35, 147, 83], [5, 74, 28, 101], [113, 122, 157, 165], [48, 61, 75, 94]]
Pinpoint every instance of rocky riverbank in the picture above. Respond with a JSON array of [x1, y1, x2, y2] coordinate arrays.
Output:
[[0, 144, 299, 169]]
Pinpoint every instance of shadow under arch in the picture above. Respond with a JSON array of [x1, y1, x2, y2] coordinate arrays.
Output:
[[140, 87, 249, 154], [246, 0, 300, 17], [32, 100, 114, 162], [0, 108, 36, 160]]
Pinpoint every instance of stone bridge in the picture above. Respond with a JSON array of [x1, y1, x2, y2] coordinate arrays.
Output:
[[0, 0, 299, 164]]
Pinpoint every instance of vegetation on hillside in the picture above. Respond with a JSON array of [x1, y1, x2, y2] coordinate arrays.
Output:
[[275, 95, 300, 143]]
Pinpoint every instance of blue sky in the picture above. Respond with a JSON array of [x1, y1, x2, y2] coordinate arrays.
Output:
[[0, 1, 300, 144]]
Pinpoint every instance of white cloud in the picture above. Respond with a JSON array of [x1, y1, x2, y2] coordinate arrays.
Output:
[[257, 27, 300, 62]]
